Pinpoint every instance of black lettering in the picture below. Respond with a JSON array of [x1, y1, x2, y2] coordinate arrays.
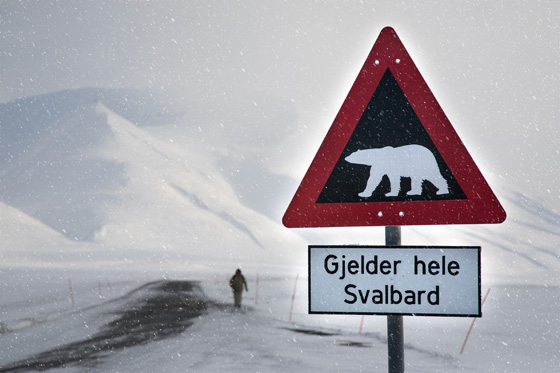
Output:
[[324, 255, 338, 275], [366, 256, 378, 274], [448, 261, 460, 276], [404, 290, 416, 305], [414, 256, 426, 275], [428, 260, 440, 275], [385, 285, 389, 304], [348, 260, 359, 275], [417, 290, 426, 304], [380, 260, 391, 275], [390, 285, 402, 304], [344, 284, 357, 304], [360, 255, 365, 274], [372, 289, 383, 304], [358, 289, 370, 303], [428, 286, 440, 305], [393, 260, 401, 275]]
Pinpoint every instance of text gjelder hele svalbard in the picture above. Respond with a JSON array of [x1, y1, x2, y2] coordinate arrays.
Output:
[[323, 254, 461, 306]]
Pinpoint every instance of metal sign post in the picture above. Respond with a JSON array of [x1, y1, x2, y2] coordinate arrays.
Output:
[[386, 226, 404, 373]]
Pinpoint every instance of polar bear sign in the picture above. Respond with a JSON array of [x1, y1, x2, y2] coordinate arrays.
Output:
[[344, 145, 449, 199], [283, 27, 506, 227]]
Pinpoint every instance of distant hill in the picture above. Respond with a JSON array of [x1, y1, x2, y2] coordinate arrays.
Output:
[[0, 89, 307, 274]]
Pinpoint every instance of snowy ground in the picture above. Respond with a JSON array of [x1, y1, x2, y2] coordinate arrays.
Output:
[[1, 268, 558, 372]]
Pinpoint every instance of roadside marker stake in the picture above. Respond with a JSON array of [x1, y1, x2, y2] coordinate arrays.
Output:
[[68, 279, 75, 308], [460, 288, 492, 354], [288, 273, 300, 322], [255, 273, 259, 305], [359, 315, 365, 334]]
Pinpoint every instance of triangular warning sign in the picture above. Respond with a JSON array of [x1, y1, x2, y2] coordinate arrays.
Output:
[[283, 27, 506, 227]]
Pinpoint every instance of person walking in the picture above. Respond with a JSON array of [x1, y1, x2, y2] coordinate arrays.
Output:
[[229, 269, 248, 308]]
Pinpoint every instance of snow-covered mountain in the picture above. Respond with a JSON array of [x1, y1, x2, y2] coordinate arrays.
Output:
[[1, 88, 559, 285], [0, 88, 307, 275]]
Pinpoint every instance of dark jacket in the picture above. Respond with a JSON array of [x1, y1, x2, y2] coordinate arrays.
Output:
[[230, 272, 248, 293]]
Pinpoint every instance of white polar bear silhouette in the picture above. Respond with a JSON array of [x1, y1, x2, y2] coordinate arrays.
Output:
[[345, 145, 449, 198]]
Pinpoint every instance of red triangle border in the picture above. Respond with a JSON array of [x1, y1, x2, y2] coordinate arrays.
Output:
[[283, 27, 506, 227]]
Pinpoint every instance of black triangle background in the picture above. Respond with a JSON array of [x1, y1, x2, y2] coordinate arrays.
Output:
[[317, 68, 466, 204]]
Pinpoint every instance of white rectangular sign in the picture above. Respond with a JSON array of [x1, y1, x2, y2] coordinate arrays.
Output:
[[309, 246, 481, 317]]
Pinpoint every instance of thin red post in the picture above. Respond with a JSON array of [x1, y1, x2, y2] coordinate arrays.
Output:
[[460, 288, 491, 354]]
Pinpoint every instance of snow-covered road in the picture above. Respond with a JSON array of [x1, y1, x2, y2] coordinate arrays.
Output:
[[1, 270, 559, 372]]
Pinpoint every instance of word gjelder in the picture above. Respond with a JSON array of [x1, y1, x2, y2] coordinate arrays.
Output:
[[324, 255, 401, 280]]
